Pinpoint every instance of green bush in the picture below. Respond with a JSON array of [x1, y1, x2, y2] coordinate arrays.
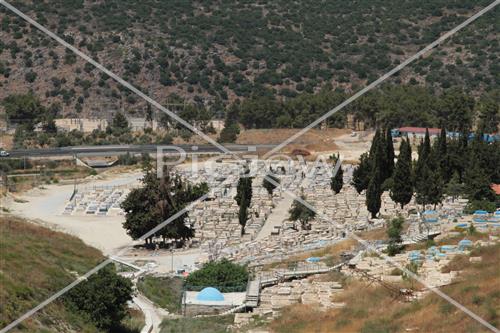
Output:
[[185, 259, 248, 292]]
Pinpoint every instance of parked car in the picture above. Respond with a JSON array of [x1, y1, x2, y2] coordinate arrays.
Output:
[[0, 150, 10, 157]]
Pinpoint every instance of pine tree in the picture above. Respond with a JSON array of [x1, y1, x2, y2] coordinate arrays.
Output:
[[121, 169, 208, 246], [390, 138, 413, 208]]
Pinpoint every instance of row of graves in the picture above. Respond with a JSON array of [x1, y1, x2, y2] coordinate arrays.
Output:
[[345, 234, 499, 293], [62, 186, 130, 216], [175, 162, 280, 248]]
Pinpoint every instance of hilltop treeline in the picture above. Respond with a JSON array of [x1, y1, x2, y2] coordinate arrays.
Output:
[[3, 84, 499, 147], [219, 85, 499, 142]]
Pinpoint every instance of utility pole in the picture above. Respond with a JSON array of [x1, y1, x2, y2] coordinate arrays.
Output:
[[171, 247, 174, 274]]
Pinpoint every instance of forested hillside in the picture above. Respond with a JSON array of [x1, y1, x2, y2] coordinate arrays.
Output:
[[0, 0, 498, 119]]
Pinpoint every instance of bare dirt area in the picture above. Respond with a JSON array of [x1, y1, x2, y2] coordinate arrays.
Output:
[[2, 170, 143, 254], [237, 128, 349, 146], [238, 128, 374, 162]]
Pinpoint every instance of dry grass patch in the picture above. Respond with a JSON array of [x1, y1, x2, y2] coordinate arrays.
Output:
[[268, 242, 500, 333]]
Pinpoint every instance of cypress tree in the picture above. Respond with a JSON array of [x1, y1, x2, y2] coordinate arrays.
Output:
[[390, 138, 413, 208], [235, 167, 253, 235], [436, 127, 451, 183], [366, 129, 387, 218], [455, 129, 469, 182], [415, 163, 443, 209], [427, 168, 444, 208], [414, 128, 437, 203], [464, 159, 495, 201], [330, 153, 344, 194], [385, 128, 395, 178], [352, 152, 371, 193], [369, 129, 382, 157], [437, 127, 447, 156], [366, 167, 382, 218], [421, 128, 431, 162]]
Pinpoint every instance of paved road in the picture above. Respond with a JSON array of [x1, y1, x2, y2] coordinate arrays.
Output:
[[5, 144, 276, 158]]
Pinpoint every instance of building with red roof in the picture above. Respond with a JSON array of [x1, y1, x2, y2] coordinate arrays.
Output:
[[398, 127, 441, 136]]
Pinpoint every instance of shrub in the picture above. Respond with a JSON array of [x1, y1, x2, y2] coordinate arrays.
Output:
[[64, 266, 133, 330], [185, 259, 248, 292]]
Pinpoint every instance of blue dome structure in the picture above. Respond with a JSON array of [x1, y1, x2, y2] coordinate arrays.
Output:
[[196, 287, 224, 301]]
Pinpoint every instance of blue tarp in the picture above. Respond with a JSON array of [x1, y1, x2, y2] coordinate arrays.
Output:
[[458, 239, 473, 246], [306, 257, 321, 263]]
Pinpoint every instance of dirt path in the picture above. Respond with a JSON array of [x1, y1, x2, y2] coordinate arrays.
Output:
[[134, 293, 170, 333], [255, 194, 294, 241]]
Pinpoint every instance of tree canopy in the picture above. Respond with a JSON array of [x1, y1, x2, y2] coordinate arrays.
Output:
[[121, 169, 208, 245], [289, 195, 317, 230], [64, 266, 133, 330], [185, 259, 248, 292]]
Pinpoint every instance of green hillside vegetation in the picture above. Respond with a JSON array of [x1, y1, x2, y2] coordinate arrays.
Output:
[[160, 315, 234, 333], [137, 276, 183, 313], [0, 216, 141, 332], [0, 0, 498, 119]]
